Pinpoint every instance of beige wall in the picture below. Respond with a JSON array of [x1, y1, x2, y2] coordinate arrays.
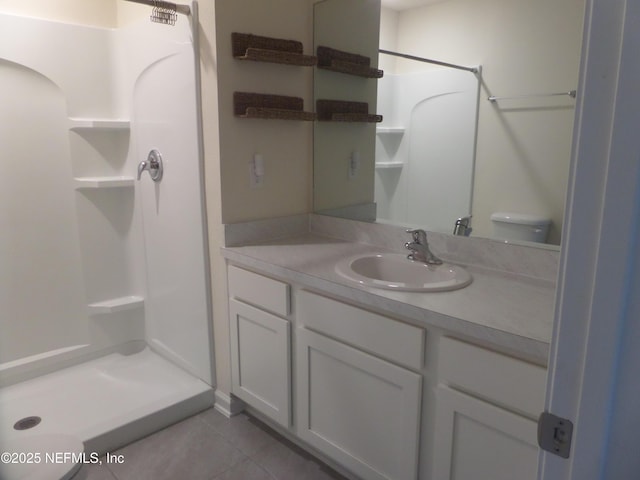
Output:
[[313, 0, 381, 213], [214, 0, 314, 224], [203, 0, 317, 395], [0, 1, 166, 29], [198, 0, 228, 395], [0, 0, 116, 27], [379, 8, 398, 73], [388, 0, 584, 243]]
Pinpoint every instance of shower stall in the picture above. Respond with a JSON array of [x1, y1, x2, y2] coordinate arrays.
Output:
[[0, 2, 214, 453], [374, 52, 480, 233]]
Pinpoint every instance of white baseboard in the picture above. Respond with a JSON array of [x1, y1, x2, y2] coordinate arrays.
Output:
[[213, 389, 245, 418]]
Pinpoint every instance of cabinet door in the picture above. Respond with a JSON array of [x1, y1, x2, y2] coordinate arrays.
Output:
[[229, 298, 290, 427], [296, 328, 421, 480], [433, 386, 539, 480]]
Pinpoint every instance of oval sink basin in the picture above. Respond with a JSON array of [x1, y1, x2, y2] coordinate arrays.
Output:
[[335, 253, 472, 292]]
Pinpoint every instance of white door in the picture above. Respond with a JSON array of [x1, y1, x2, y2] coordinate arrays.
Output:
[[539, 0, 640, 478]]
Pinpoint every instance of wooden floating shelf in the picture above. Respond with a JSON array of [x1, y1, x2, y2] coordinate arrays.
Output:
[[234, 92, 316, 121], [330, 113, 383, 122], [317, 46, 383, 78], [68, 118, 130, 130], [316, 99, 383, 123], [74, 176, 135, 189], [232, 32, 317, 66], [87, 295, 144, 315]]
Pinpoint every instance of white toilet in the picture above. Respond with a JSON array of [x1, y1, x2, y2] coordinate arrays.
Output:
[[490, 212, 551, 243], [0, 434, 85, 480]]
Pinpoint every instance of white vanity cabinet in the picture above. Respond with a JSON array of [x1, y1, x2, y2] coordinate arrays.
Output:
[[433, 337, 547, 480], [223, 255, 550, 480], [296, 291, 424, 480], [227, 266, 291, 427]]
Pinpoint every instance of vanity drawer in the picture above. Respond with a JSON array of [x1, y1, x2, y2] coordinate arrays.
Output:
[[228, 265, 290, 316], [438, 336, 547, 418], [298, 290, 424, 370]]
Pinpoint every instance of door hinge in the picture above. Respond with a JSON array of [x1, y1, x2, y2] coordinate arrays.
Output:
[[538, 412, 573, 458]]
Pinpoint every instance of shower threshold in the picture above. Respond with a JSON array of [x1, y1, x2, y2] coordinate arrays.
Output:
[[0, 348, 213, 454]]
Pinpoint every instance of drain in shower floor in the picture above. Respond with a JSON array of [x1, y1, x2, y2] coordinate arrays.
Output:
[[13, 416, 42, 430]]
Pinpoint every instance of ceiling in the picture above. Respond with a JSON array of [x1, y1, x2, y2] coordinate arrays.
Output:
[[381, 0, 446, 11]]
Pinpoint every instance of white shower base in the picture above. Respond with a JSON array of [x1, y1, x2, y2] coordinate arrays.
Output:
[[0, 348, 213, 454]]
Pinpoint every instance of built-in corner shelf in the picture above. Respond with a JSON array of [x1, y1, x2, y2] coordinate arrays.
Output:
[[74, 176, 135, 189], [317, 46, 384, 78], [68, 118, 130, 130], [316, 100, 383, 123], [375, 161, 405, 170], [234, 92, 316, 121], [376, 126, 405, 135], [232, 32, 317, 67], [87, 296, 144, 315]]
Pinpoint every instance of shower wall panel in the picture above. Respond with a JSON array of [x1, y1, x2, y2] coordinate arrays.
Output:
[[0, 14, 145, 379], [0, 59, 89, 364], [374, 74, 408, 223], [117, 15, 213, 385], [375, 69, 479, 232], [0, 12, 214, 388]]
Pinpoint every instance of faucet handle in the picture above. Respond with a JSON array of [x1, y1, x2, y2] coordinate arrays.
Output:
[[137, 160, 148, 180], [456, 216, 472, 226], [406, 228, 427, 244], [137, 150, 164, 182], [453, 215, 473, 236]]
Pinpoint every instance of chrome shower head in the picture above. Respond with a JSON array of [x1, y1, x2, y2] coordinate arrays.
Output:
[[150, 0, 177, 26], [124, 0, 191, 25]]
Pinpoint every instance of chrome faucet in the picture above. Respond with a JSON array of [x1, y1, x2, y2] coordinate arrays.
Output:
[[137, 149, 163, 182], [453, 215, 472, 236], [405, 228, 443, 265]]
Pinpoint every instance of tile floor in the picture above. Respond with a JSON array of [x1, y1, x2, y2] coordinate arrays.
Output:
[[79, 408, 350, 480]]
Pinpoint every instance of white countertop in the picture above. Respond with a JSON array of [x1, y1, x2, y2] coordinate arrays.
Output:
[[222, 233, 555, 364]]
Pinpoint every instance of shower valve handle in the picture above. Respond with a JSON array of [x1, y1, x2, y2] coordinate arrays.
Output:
[[137, 160, 148, 180], [137, 150, 163, 182]]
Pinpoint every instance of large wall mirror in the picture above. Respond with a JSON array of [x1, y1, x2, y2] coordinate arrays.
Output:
[[313, 0, 585, 246]]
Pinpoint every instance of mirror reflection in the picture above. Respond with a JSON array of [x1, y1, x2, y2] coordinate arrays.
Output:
[[374, 51, 479, 235], [313, 0, 585, 246]]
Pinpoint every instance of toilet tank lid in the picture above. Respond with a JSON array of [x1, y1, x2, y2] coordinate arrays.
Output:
[[491, 212, 551, 225]]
